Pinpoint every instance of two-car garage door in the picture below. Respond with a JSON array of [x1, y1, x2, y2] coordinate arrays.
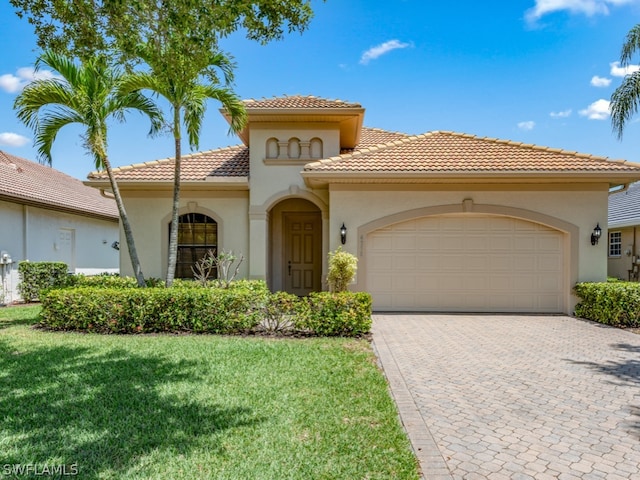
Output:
[[365, 214, 565, 313]]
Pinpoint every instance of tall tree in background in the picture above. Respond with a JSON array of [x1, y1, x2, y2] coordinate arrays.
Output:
[[11, 0, 319, 284], [13, 51, 162, 287], [611, 24, 640, 138]]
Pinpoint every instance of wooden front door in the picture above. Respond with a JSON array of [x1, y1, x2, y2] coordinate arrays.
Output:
[[284, 212, 322, 296]]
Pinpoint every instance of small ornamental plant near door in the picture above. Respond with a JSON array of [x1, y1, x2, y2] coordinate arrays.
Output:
[[327, 247, 358, 293]]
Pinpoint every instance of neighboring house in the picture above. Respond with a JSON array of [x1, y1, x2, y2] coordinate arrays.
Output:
[[0, 150, 119, 303], [607, 181, 640, 281], [86, 95, 640, 314]]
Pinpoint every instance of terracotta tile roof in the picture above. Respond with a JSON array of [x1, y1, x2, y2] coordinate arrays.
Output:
[[306, 131, 640, 173], [88, 128, 403, 182], [609, 182, 640, 227], [0, 150, 118, 220], [243, 94, 362, 109], [342, 127, 410, 153], [88, 145, 249, 181]]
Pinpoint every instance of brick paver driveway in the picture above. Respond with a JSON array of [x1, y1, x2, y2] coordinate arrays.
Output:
[[372, 314, 640, 480]]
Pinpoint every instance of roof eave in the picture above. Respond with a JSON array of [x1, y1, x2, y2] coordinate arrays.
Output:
[[0, 192, 118, 222], [301, 170, 640, 188], [84, 176, 249, 191]]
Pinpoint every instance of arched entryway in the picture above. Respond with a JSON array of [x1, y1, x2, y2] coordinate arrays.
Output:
[[269, 198, 322, 295]]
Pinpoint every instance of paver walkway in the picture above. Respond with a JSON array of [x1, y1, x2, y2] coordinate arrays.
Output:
[[372, 314, 640, 480]]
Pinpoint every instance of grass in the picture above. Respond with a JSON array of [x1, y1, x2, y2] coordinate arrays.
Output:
[[0, 305, 419, 479]]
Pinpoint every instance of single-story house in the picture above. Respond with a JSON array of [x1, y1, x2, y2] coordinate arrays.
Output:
[[607, 181, 640, 280], [0, 150, 120, 303], [86, 95, 640, 314]]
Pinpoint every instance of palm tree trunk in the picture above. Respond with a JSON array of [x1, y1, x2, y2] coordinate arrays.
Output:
[[166, 106, 182, 287], [103, 156, 147, 287]]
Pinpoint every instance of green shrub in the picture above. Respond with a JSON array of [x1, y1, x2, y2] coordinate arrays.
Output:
[[69, 274, 139, 289], [40, 282, 268, 334], [38, 278, 370, 337], [327, 247, 358, 292], [18, 261, 71, 302], [259, 291, 301, 333], [574, 282, 640, 327], [296, 292, 372, 336]]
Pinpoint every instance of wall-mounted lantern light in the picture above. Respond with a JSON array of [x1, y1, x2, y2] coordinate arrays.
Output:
[[111, 241, 120, 251], [340, 223, 347, 245], [591, 223, 602, 246]]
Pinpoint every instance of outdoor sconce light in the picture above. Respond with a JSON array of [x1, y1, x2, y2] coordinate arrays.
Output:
[[111, 241, 120, 251], [340, 223, 347, 245], [591, 223, 602, 246]]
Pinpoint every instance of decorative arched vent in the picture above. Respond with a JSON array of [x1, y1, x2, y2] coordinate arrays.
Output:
[[288, 138, 301, 159], [266, 138, 279, 159], [310, 138, 323, 159]]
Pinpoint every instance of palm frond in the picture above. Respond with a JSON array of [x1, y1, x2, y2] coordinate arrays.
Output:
[[611, 70, 640, 139], [621, 24, 640, 66], [33, 111, 83, 165]]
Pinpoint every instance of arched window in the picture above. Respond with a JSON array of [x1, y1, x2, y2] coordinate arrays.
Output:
[[172, 213, 217, 279]]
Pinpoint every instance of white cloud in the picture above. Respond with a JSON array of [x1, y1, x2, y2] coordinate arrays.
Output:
[[526, 0, 637, 22], [579, 99, 611, 120], [0, 132, 30, 147], [590, 75, 612, 87], [610, 61, 640, 77], [360, 39, 411, 65], [550, 109, 572, 118], [0, 67, 58, 93], [518, 121, 536, 131]]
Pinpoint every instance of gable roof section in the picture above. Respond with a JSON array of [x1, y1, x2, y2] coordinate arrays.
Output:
[[303, 131, 640, 187], [609, 182, 640, 228], [0, 150, 118, 221]]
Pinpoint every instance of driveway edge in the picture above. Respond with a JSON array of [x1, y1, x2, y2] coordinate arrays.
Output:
[[372, 324, 453, 480]]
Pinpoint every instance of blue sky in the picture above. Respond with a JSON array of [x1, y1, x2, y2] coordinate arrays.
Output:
[[2, 0, 640, 179]]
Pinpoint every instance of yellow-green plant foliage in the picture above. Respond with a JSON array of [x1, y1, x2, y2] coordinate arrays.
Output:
[[327, 247, 358, 293]]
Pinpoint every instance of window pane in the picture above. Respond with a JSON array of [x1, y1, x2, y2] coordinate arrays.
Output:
[[171, 214, 217, 279]]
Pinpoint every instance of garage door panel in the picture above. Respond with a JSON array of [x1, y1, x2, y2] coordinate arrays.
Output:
[[366, 214, 565, 313]]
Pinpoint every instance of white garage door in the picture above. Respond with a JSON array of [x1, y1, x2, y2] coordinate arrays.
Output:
[[365, 214, 565, 313]]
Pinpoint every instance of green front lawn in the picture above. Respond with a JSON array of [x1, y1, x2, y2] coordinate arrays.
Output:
[[0, 306, 418, 479]]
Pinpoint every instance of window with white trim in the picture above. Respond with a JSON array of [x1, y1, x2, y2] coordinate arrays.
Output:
[[609, 231, 622, 257]]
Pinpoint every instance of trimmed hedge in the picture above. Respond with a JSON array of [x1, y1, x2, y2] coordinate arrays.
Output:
[[574, 282, 640, 327], [18, 261, 70, 302], [38, 282, 373, 337], [40, 284, 269, 334], [296, 292, 372, 336]]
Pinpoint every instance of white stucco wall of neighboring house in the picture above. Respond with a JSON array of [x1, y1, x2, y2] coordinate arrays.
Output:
[[117, 190, 250, 280], [325, 183, 610, 313], [0, 199, 119, 303]]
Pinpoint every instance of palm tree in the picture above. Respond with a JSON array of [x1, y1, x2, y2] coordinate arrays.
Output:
[[14, 50, 162, 287], [119, 50, 247, 287], [611, 24, 640, 139]]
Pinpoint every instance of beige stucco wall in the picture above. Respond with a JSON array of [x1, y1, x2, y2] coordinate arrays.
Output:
[[607, 226, 640, 280], [118, 189, 249, 280], [245, 123, 337, 280], [325, 183, 610, 314], [0, 199, 119, 303]]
